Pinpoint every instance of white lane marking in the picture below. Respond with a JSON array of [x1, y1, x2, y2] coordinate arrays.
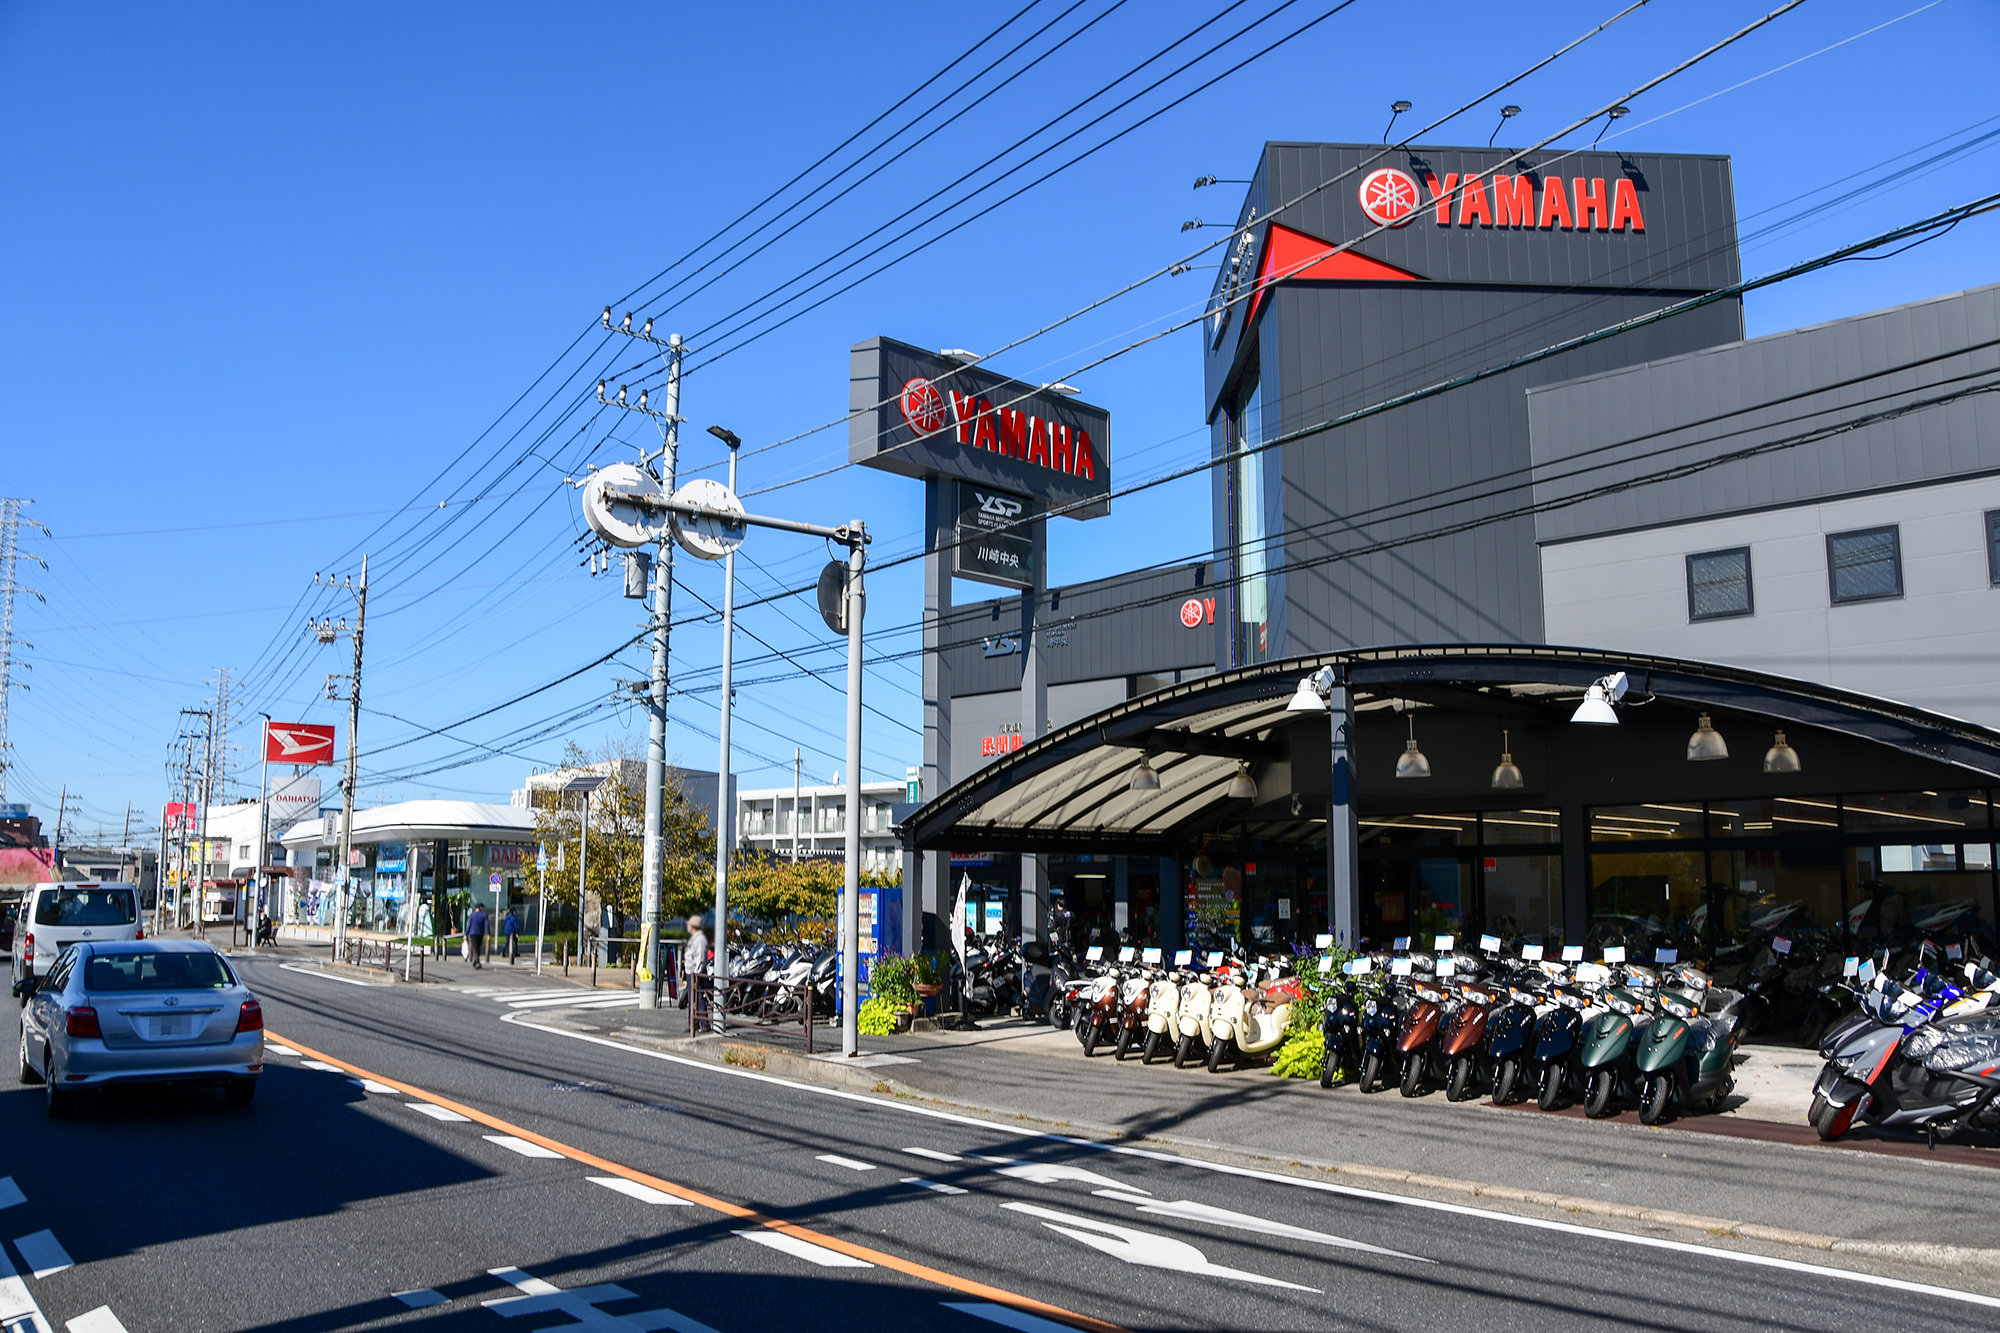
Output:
[[300, 1060, 343, 1072], [0, 1235, 52, 1333], [573, 996, 643, 1009], [0, 1179, 22, 1211], [816, 1154, 877, 1172], [1002, 1202, 1318, 1292], [943, 1302, 1095, 1333], [278, 962, 382, 987], [902, 1146, 962, 1162], [974, 1156, 1146, 1194], [901, 1177, 969, 1196], [1092, 1190, 1427, 1262], [503, 993, 611, 1009], [404, 1102, 470, 1122], [487, 1266, 561, 1296], [506, 1009, 2000, 1312], [734, 1229, 873, 1268], [348, 1077, 397, 1094], [65, 1310, 125, 1333], [485, 1135, 565, 1160], [12, 1231, 72, 1279], [484, 1267, 717, 1332], [265, 1044, 302, 1058], [588, 1176, 692, 1206], [391, 1289, 446, 1309]]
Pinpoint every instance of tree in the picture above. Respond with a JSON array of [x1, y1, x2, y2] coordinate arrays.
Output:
[[723, 853, 903, 941], [522, 741, 715, 923]]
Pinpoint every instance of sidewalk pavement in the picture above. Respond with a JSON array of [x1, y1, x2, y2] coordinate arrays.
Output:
[[523, 1003, 2000, 1282]]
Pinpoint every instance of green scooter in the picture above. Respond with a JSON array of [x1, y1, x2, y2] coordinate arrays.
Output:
[[1631, 965, 1745, 1124], [1579, 959, 1657, 1119]]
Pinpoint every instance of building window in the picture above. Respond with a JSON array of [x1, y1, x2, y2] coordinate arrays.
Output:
[[1228, 366, 1274, 666], [1826, 525, 1902, 604], [1686, 547, 1753, 621], [1986, 510, 2000, 586]]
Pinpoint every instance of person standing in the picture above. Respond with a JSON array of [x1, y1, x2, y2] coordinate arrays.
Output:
[[466, 902, 489, 970], [502, 907, 521, 963], [677, 914, 709, 1010]]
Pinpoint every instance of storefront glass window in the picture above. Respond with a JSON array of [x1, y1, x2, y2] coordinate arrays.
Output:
[[1479, 809, 1562, 845], [1590, 804, 1702, 840], [1360, 813, 1470, 849], [1587, 849, 1707, 955], [1850, 844, 1996, 948], [1482, 854, 1563, 947], [1229, 368, 1273, 666], [1840, 790, 1989, 836]]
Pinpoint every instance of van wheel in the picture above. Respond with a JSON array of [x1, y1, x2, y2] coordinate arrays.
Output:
[[225, 1079, 257, 1109], [18, 1026, 41, 1085]]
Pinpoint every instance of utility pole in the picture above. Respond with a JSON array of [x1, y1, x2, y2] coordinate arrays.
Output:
[[313, 557, 367, 964], [792, 749, 802, 862], [53, 784, 69, 873], [176, 708, 211, 935], [0, 498, 49, 804], [119, 803, 131, 883], [197, 699, 216, 939], [598, 312, 683, 1010], [707, 427, 741, 1034]]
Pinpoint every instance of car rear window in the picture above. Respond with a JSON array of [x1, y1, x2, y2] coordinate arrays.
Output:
[[84, 951, 234, 992], [33, 887, 137, 927]]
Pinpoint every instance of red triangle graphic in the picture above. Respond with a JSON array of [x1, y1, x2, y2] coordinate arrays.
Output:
[[1244, 222, 1421, 330]]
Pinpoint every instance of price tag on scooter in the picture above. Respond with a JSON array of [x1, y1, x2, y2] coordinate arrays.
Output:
[[1315, 933, 1333, 949], [1434, 935, 1455, 952], [1393, 936, 1411, 952], [1843, 956, 1859, 977], [1521, 944, 1545, 962], [1772, 936, 1791, 955], [1436, 957, 1457, 977], [1480, 934, 1501, 953], [1562, 945, 1584, 962], [1206, 952, 1225, 968], [1391, 958, 1413, 977], [1603, 945, 1626, 964], [1118, 946, 1135, 962], [1655, 948, 1678, 965], [1318, 957, 1334, 974], [1142, 947, 1162, 964], [1577, 962, 1610, 984], [1173, 949, 1192, 967], [1085, 946, 1103, 962], [1345, 957, 1373, 976]]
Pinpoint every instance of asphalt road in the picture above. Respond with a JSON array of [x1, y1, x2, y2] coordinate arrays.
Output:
[[5, 957, 1998, 1333]]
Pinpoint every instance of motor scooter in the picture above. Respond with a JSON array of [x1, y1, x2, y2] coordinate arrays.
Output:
[[1113, 955, 1153, 1060], [1630, 966, 1743, 1123], [1079, 961, 1123, 1057], [1441, 971, 1500, 1102], [1318, 958, 1369, 1089], [1358, 951, 1412, 1093], [1530, 972, 1590, 1110], [1174, 952, 1227, 1068], [1208, 963, 1301, 1071], [1579, 961, 1657, 1118], [1396, 962, 1449, 1098], [1143, 950, 1186, 1064], [1485, 962, 1547, 1105]]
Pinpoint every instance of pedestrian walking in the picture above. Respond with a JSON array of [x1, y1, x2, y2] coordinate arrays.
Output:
[[502, 907, 521, 963], [677, 914, 709, 1010], [466, 902, 489, 969]]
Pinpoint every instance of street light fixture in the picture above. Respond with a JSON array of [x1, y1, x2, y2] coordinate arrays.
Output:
[[1382, 99, 1413, 144], [1570, 672, 1628, 724], [1687, 713, 1729, 762], [1489, 105, 1521, 148], [1394, 713, 1431, 780], [1129, 753, 1161, 792], [555, 773, 609, 976], [1225, 761, 1258, 801], [1490, 730, 1524, 790], [1764, 730, 1802, 774]]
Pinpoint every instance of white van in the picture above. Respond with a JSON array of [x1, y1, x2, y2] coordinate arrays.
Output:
[[9, 882, 143, 995]]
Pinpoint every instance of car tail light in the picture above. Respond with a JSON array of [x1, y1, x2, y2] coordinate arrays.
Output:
[[22, 934, 32, 969], [66, 1007, 101, 1039], [237, 999, 264, 1033], [135, 926, 144, 940]]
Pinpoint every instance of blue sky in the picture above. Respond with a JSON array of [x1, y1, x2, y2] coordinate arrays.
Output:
[[3, 0, 1996, 845]]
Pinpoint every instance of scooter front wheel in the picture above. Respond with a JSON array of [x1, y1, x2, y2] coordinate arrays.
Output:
[[1174, 1034, 1193, 1069], [1359, 1052, 1383, 1094], [1114, 1025, 1135, 1061], [1812, 1095, 1858, 1141], [1207, 1038, 1228, 1073], [1143, 1030, 1163, 1065], [1446, 1055, 1472, 1102], [1400, 1053, 1424, 1097], [1536, 1060, 1563, 1111], [1319, 1050, 1334, 1090], [1081, 1022, 1100, 1058], [1639, 1073, 1671, 1125], [1492, 1058, 1519, 1106], [1584, 1068, 1616, 1119]]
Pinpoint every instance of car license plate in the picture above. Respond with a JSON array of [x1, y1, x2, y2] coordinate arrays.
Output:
[[149, 1015, 190, 1040]]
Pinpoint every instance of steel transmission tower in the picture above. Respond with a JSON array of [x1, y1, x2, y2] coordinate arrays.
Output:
[[0, 498, 49, 804]]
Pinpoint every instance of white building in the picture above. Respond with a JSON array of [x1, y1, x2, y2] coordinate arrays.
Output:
[[735, 779, 904, 875]]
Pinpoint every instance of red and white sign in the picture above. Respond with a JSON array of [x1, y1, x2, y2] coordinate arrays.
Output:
[[900, 377, 948, 435], [1358, 168, 1422, 227], [1179, 597, 1215, 628], [264, 722, 337, 765], [945, 389, 1098, 481], [163, 801, 197, 832], [1418, 172, 1644, 232]]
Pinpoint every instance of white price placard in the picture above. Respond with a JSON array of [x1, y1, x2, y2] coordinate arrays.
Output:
[[1393, 937, 1411, 951], [1843, 956, 1859, 977], [1522, 944, 1545, 961], [1173, 949, 1192, 966], [1391, 958, 1413, 977], [1142, 947, 1162, 964], [1480, 934, 1501, 953], [1206, 952, 1225, 968], [1085, 946, 1103, 961], [1562, 945, 1584, 962], [1603, 945, 1627, 964], [1772, 936, 1792, 955], [1345, 957, 1373, 975], [1434, 935, 1456, 951], [1118, 946, 1135, 962], [1437, 957, 1457, 977], [1315, 933, 1334, 949], [1317, 957, 1333, 974], [1655, 948, 1678, 964]]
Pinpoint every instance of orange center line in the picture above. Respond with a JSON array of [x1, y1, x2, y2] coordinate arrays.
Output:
[[267, 1028, 1130, 1333]]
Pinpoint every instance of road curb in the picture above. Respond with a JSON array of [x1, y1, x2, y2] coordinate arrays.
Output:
[[587, 1025, 2000, 1282]]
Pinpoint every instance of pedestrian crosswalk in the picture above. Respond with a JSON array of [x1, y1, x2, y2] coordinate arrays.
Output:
[[454, 985, 643, 1012]]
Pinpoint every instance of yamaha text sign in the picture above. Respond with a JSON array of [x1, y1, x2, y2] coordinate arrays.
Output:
[[850, 336, 1111, 518], [954, 483, 1039, 590]]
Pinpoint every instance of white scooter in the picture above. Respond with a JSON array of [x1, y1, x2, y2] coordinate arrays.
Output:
[[1206, 959, 1302, 1071]]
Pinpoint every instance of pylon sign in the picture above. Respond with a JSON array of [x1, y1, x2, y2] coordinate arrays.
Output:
[[265, 722, 336, 765]]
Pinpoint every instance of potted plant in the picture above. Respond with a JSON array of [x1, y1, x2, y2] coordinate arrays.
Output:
[[911, 950, 944, 1001]]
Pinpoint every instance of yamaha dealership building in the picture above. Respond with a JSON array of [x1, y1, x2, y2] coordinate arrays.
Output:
[[859, 141, 2000, 965]]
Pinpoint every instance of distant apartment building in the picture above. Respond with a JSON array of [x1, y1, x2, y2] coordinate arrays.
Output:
[[735, 780, 904, 876]]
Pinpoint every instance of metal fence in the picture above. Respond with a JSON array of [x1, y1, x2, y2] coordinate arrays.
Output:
[[687, 974, 818, 1054]]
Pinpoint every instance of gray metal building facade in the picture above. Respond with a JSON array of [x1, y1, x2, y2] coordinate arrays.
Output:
[[1203, 142, 1744, 664]]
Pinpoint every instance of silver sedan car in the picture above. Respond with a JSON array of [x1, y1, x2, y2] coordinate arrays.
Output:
[[18, 939, 264, 1116]]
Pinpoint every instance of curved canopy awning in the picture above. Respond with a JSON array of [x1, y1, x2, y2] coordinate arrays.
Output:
[[905, 645, 2000, 855]]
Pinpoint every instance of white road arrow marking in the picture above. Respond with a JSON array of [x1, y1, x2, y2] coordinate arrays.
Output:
[[1091, 1190, 1429, 1262], [974, 1156, 1147, 1194], [0, 1237, 52, 1333], [484, 1266, 719, 1332], [1002, 1202, 1319, 1292]]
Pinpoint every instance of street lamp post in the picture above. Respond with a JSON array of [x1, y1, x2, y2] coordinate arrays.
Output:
[[561, 773, 607, 977]]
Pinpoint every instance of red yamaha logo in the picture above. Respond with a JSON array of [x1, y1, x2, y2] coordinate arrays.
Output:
[[1180, 598, 1204, 628], [1358, 168, 1421, 227], [901, 377, 947, 435]]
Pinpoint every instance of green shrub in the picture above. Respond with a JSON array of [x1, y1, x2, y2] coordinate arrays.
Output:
[[857, 995, 903, 1036], [1271, 1027, 1325, 1080], [869, 955, 918, 1006]]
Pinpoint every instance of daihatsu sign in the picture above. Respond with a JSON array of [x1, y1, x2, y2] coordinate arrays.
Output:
[[850, 336, 1112, 519]]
